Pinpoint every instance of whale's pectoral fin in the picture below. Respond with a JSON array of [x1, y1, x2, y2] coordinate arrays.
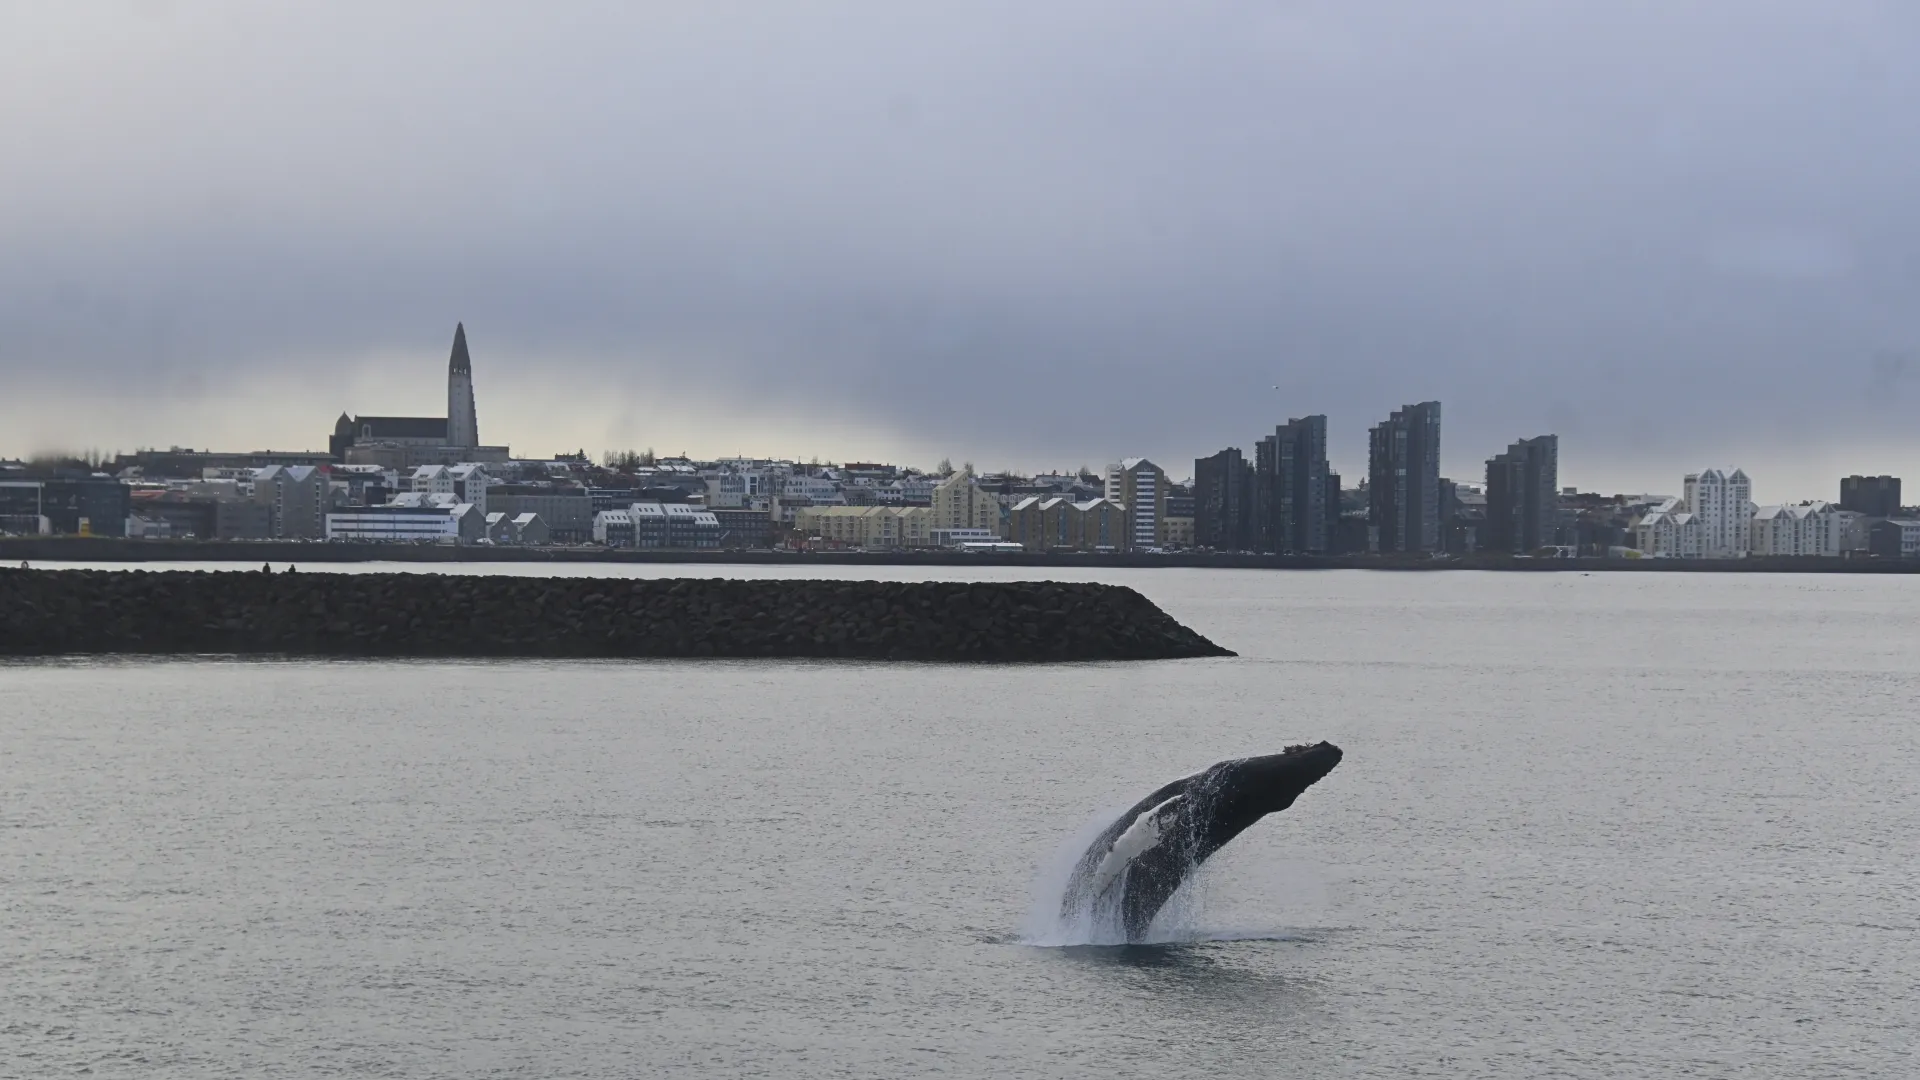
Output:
[[1087, 793, 1187, 899]]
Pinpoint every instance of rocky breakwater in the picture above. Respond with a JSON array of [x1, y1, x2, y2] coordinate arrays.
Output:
[[0, 569, 1234, 661]]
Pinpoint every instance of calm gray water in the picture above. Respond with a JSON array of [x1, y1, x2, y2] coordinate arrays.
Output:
[[4, 567, 1915, 1078]]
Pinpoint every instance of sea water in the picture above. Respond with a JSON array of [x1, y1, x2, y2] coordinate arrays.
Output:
[[4, 567, 1915, 1077]]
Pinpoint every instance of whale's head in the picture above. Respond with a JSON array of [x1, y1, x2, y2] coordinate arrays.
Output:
[[1202, 741, 1344, 825]]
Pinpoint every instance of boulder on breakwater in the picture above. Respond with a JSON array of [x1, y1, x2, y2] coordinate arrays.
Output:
[[0, 569, 1234, 661]]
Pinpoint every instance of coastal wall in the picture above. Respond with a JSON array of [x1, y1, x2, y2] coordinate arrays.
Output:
[[0, 569, 1234, 662], [1, 537, 1915, 572]]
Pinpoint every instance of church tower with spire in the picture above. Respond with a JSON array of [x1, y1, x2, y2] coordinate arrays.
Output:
[[446, 322, 479, 449]]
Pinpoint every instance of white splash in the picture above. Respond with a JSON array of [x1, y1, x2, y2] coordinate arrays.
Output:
[[1021, 809, 1331, 948], [1022, 796, 1200, 947]]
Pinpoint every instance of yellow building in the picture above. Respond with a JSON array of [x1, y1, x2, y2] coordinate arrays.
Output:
[[793, 505, 933, 549], [931, 468, 1002, 536], [1006, 496, 1131, 552], [1105, 458, 1167, 549]]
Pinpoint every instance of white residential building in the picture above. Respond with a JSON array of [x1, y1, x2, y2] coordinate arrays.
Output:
[[778, 475, 845, 503], [593, 502, 724, 548], [705, 468, 777, 510], [411, 463, 488, 515], [1633, 499, 1703, 558], [1682, 468, 1753, 558], [1751, 501, 1852, 557], [409, 464, 454, 499], [446, 464, 490, 516]]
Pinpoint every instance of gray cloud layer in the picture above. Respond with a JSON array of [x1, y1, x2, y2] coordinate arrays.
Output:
[[4, 2, 1918, 498]]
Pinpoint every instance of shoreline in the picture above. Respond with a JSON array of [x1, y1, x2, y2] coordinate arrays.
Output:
[[1, 537, 1913, 573]]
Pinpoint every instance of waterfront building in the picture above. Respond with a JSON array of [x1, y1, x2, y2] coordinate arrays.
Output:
[[250, 464, 328, 539], [1484, 435, 1559, 554], [215, 499, 272, 539], [484, 511, 550, 545], [1193, 448, 1253, 551], [1161, 514, 1194, 547], [1632, 499, 1702, 558], [1437, 478, 1483, 555], [1006, 496, 1130, 553], [1751, 502, 1854, 557], [1254, 415, 1333, 554], [1165, 483, 1194, 522], [931, 469, 1002, 536], [790, 505, 933, 550], [128, 490, 214, 539], [593, 502, 725, 549], [698, 508, 777, 548], [1869, 519, 1920, 558], [1367, 401, 1443, 553], [930, 527, 1003, 548], [1105, 459, 1166, 548], [447, 464, 490, 516], [0, 478, 132, 537], [1839, 475, 1901, 518], [325, 502, 485, 543], [1682, 469, 1753, 558]]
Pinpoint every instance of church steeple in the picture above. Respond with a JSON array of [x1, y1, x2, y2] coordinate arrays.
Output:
[[448, 321, 472, 375], [446, 322, 479, 448]]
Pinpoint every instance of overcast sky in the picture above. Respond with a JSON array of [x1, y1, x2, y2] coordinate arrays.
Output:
[[3, 2, 1917, 499]]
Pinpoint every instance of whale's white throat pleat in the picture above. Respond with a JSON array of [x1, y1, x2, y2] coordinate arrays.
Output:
[[1088, 794, 1185, 897]]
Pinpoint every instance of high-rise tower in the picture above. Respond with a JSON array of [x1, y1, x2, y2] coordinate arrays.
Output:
[[446, 322, 479, 449], [1484, 434, 1559, 554], [1253, 414, 1332, 554], [1367, 401, 1442, 553]]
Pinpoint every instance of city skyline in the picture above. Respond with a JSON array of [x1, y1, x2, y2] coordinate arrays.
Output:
[[2, 349, 1905, 509], [3, 331, 1909, 557]]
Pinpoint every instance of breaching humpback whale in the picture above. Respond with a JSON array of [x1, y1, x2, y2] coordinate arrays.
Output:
[[1062, 742, 1343, 942]]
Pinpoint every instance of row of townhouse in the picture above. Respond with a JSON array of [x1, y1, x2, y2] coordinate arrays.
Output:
[[1633, 470, 1874, 557]]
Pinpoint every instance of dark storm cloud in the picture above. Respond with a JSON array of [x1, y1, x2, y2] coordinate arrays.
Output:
[[3, 2, 1918, 494]]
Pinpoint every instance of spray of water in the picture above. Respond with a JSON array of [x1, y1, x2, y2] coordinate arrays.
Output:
[[1020, 802, 1139, 946], [1019, 804, 1323, 948], [1019, 801, 1229, 946]]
